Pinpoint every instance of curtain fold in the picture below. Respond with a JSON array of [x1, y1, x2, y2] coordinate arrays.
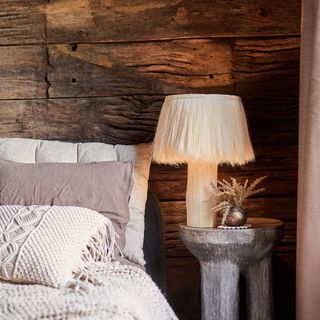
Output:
[[297, 0, 320, 319]]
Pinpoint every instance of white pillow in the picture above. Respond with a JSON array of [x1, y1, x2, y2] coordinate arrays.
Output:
[[0, 138, 152, 266]]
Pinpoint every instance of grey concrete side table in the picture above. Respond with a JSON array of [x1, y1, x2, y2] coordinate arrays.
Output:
[[179, 217, 284, 320]]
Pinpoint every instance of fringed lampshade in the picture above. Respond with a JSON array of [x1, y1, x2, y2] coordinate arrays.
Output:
[[153, 94, 254, 227]]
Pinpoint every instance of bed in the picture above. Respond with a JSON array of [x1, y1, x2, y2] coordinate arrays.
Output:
[[0, 138, 175, 320], [144, 192, 166, 293]]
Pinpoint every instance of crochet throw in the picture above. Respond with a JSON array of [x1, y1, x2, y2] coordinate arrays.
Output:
[[0, 205, 118, 288], [0, 205, 177, 319]]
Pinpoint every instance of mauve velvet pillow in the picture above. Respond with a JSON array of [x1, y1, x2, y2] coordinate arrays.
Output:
[[0, 160, 134, 251]]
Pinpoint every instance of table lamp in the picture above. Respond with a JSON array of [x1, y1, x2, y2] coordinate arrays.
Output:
[[153, 94, 254, 227]]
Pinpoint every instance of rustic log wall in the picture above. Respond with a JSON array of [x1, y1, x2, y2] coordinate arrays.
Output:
[[0, 1, 300, 319]]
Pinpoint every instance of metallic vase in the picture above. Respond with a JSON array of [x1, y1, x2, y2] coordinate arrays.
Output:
[[224, 206, 247, 227]]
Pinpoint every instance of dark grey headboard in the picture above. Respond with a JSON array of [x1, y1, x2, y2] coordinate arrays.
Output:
[[143, 192, 166, 294]]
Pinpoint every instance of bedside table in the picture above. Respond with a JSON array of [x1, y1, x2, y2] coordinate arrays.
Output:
[[179, 218, 284, 320]]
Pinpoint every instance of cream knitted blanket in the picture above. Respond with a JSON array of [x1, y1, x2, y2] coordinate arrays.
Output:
[[0, 205, 177, 319], [0, 262, 177, 320], [0, 205, 118, 288]]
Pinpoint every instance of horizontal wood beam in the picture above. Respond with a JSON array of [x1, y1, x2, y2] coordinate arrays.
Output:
[[46, 38, 299, 98], [149, 155, 298, 200], [0, 1, 300, 46], [0, 95, 298, 146], [45, 0, 300, 43], [47, 40, 232, 97], [0, 96, 162, 144]]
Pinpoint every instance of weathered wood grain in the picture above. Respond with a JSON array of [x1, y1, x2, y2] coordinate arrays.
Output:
[[150, 173, 297, 202], [0, 1, 45, 45], [0, 96, 298, 148], [0, 98, 298, 148], [151, 171, 297, 199], [233, 38, 300, 146], [233, 38, 300, 100], [0, 0, 300, 46], [152, 146, 298, 175], [47, 37, 299, 99], [0, 96, 162, 144], [47, 40, 232, 97], [149, 160, 298, 201], [45, 0, 300, 43], [0, 46, 47, 99]]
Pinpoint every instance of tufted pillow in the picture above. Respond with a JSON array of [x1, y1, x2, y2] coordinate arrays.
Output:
[[0, 138, 152, 265]]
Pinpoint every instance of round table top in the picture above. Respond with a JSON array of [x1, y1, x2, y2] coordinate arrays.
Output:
[[179, 218, 284, 263], [179, 217, 283, 232], [179, 217, 284, 246]]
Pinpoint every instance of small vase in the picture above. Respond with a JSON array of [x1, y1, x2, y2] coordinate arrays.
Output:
[[224, 206, 247, 227]]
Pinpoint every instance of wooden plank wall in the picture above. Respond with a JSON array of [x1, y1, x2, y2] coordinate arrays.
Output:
[[0, 1, 300, 319]]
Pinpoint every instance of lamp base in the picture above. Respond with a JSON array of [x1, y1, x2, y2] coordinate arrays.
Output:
[[186, 161, 218, 227]]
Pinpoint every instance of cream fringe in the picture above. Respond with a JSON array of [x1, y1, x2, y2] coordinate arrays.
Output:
[[153, 94, 255, 165], [68, 218, 121, 291]]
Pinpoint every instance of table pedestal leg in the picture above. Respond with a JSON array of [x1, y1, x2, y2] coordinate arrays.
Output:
[[200, 261, 240, 320], [245, 255, 274, 320]]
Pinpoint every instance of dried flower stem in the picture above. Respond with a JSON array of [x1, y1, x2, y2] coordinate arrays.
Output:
[[210, 176, 267, 225]]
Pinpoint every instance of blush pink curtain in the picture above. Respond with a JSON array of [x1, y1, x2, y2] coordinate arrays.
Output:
[[297, 0, 320, 319]]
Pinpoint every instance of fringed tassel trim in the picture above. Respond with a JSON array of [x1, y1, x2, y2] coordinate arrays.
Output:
[[68, 217, 121, 291]]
